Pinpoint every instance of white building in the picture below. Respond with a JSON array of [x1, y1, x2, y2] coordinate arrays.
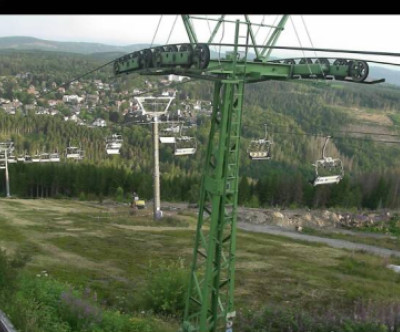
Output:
[[168, 74, 186, 82], [63, 95, 84, 104], [92, 118, 107, 127]]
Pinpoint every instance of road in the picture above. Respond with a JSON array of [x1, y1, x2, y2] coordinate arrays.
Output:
[[238, 222, 400, 258]]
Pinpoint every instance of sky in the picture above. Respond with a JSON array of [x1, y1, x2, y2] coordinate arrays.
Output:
[[1, 15, 400, 65]]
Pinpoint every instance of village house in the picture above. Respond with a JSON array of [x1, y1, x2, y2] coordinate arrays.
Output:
[[63, 95, 84, 104], [92, 118, 107, 127]]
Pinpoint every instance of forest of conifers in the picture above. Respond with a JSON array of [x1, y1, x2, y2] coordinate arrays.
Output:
[[1, 49, 400, 209]]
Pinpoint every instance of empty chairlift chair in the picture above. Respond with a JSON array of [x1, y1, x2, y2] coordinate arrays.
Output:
[[7, 154, 17, 164], [311, 136, 344, 186], [66, 146, 84, 160], [49, 151, 60, 162], [0, 153, 5, 169], [174, 126, 197, 156], [159, 124, 180, 144], [39, 153, 51, 163], [248, 124, 272, 160], [106, 134, 123, 155]]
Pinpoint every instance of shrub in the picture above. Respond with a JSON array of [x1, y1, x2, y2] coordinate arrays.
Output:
[[139, 259, 189, 317]]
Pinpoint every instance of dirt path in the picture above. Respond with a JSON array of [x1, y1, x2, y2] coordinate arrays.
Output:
[[238, 222, 400, 258]]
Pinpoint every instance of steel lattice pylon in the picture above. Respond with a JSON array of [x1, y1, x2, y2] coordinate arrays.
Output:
[[112, 14, 385, 332], [182, 80, 243, 332]]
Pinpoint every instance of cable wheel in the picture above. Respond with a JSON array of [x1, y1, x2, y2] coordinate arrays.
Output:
[[164, 45, 178, 64], [131, 51, 142, 69], [165, 45, 178, 52], [195, 43, 210, 69], [299, 58, 313, 64], [333, 59, 348, 66], [152, 46, 164, 67], [179, 43, 193, 68], [113, 62, 119, 74], [142, 49, 153, 68], [315, 58, 330, 65], [349, 60, 369, 82], [283, 59, 295, 64]]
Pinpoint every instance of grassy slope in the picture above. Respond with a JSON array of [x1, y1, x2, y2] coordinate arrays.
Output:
[[0, 198, 400, 325]]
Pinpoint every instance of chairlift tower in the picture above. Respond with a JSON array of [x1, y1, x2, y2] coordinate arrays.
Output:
[[113, 15, 385, 332], [135, 96, 174, 220], [0, 141, 15, 198]]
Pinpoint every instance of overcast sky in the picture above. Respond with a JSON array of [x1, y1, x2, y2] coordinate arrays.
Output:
[[1, 15, 399, 64]]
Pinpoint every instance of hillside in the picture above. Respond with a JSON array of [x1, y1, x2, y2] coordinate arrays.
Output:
[[1, 36, 400, 86], [0, 49, 400, 209], [0, 36, 148, 55], [0, 198, 400, 331]]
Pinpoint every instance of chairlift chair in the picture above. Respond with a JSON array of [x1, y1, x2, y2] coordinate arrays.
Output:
[[174, 126, 197, 156], [106, 134, 123, 155], [32, 151, 40, 163], [7, 154, 17, 164], [66, 146, 83, 160], [39, 153, 51, 163], [248, 124, 272, 160], [159, 124, 180, 144], [17, 154, 25, 162], [311, 136, 344, 186], [24, 154, 33, 163], [0, 153, 5, 169], [49, 152, 60, 162]]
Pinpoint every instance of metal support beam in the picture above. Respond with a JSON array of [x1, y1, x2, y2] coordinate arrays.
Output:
[[182, 79, 244, 332], [182, 15, 198, 45], [259, 15, 289, 61], [207, 15, 225, 44]]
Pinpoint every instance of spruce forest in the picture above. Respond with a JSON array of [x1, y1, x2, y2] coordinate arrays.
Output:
[[1, 49, 400, 210]]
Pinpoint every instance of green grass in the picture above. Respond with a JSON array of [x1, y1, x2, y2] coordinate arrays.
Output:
[[302, 226, 400, 251], [389, 113, 400, 125], [0, 198, 400, 329]]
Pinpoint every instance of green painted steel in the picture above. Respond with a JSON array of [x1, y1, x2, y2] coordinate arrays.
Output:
[[258, 15, 289, 61], [182, 15, 198, 45], [181, 79, 244, 332], [112, 15, 385, 332]]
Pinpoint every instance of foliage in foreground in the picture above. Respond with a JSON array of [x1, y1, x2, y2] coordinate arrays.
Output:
[[0, 249, 175, 332], [236, 301, 400, 332]]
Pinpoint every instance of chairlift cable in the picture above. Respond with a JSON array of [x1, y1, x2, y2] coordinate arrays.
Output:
[[166, 15, 179, 45], [208, 42, 400, 59], [301, 15, 325, 78], [150, 15, 163, 48], [290, 16, 313, 75], [38, 59, 116, 99]]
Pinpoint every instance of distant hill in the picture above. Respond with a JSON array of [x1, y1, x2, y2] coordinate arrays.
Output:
[[0, 36, 148, 54], [369, 65, 400, 87], [1, 36, 400, 86]]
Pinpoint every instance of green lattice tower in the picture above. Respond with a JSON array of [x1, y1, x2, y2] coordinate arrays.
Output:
[[181, 18, 248, 332], [111, 15, 383, 332], [182, 79, 244, 332]]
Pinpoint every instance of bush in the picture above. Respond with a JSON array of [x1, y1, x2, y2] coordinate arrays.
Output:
[[139, 259, 189, 317], [59, 288, 102, 331]]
